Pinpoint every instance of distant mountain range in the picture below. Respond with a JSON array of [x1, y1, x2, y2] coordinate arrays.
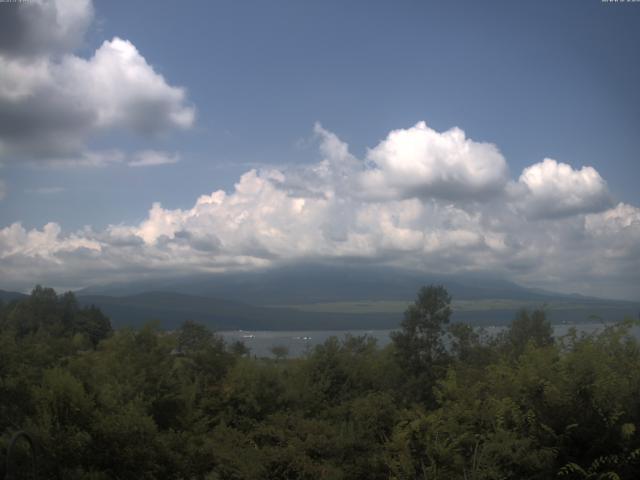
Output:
[[0, 289, 28, 303], [78, 263, 591, 304], [74, 292, 401, 330], [2, 264, 638, 330]]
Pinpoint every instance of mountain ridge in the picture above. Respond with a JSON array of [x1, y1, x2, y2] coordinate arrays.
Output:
[[78, 264, 617, 304], [3, 265, 638, 331]]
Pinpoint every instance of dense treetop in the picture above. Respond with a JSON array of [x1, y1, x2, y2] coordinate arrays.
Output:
[[1, 286, 639, 479]]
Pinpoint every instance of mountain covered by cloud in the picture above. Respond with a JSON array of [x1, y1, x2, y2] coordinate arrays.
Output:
[[0, 121, 638, 299]]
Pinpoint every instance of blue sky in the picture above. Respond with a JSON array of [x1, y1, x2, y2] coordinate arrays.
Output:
[[3, 0, 640, 228], [0, 0, 639, 298]]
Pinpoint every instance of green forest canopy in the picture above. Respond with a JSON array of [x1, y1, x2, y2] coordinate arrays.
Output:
[[1, 285, 639, 479]]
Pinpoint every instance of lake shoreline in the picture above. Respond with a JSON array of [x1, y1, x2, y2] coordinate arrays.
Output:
[[220, 322, 640, 358]]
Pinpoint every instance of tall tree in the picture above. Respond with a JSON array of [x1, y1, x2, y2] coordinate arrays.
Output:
[[502, 308, 553, 357], [391, 285, 452, 402]]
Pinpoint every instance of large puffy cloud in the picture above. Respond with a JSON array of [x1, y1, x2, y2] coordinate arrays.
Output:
[[0, 222, 99, 258], [514, 158, 612, 219], [361, 122, 509, 201], [0, 0, 93, 58], [0, 0, 194, 164], [62, 38, 194, 134], [584, 203, 640, 273], [0, 123, 638, 299]]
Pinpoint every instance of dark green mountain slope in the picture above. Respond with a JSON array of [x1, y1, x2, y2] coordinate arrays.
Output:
[[79, 264, 586, 304], [0, 289, 27, 303], [76, 290, 640, 331], [77, 291, 399, 330]]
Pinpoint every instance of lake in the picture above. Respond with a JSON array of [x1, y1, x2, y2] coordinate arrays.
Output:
[[220, 322, 639, 358]]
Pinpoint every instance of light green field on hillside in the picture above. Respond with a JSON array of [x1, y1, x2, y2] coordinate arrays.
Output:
[[271, 299, 626, 315]]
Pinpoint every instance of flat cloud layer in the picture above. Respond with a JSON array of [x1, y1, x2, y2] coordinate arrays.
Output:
[[0, 123, 638, 299], [128, 150, 180, 168]]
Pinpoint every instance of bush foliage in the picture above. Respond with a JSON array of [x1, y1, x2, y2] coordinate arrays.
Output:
[[1, 285, 639, 479]]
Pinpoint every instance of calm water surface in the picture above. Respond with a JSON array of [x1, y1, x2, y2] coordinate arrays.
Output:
[[220, 323, 639, 358]]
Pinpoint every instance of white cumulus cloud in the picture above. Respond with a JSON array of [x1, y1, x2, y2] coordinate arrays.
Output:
[[515, 158, 612, 219], [0, 123, 637, 299], [361, 121, 509, 201], [0, 0, 194, 165]]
